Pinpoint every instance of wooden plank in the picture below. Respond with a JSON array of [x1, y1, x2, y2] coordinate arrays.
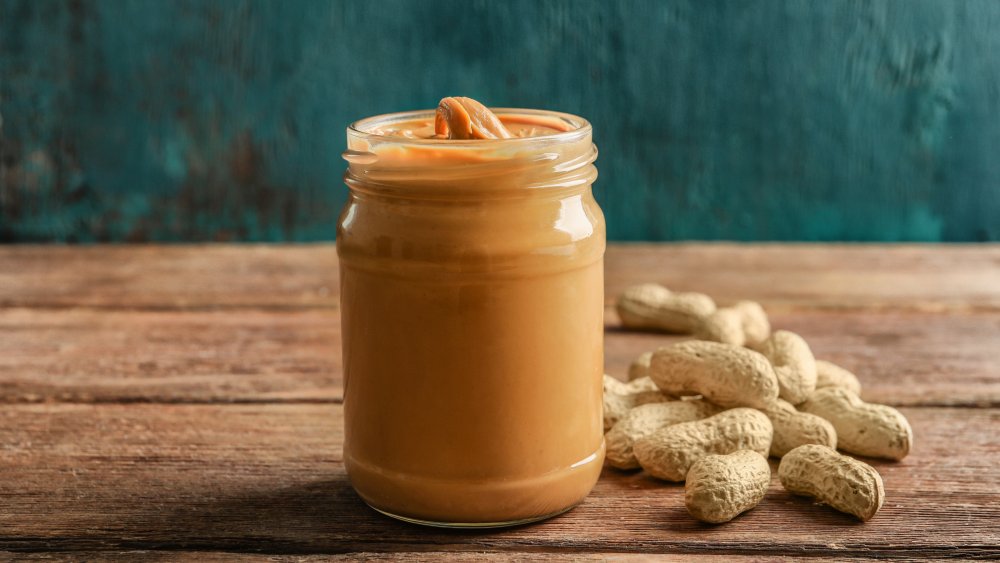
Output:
[[1, 404, 997, 558], [0, 245, 338, 310], [603, 243, 1000, 312], [606, 310, 1000, 407], [1, 245, 999, 311], [2, 307, 994, 407], [0, 308, 339, 403]]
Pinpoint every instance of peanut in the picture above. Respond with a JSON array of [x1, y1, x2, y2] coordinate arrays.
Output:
[[616, 283, 716, 333], [815, 360, 863, 395], [685, 450, 771, 523], [762, 398, 837, 458], [779, 444, 884, 521], [434, 97, 513, 139], [603, 374, 669, 431], [649, 341, 779, 409], [605, 400, 722, 469], [604, 373, 659, 395], [734, 300, 771, 348], [627, 351, 653, 381], [693, 307, 746, 346], [757, 330, 817, 405], [607, 284, 903, 524], [800, 388, 912, 460], [690, 300, 771, 349], [634, 408, 773, 482]]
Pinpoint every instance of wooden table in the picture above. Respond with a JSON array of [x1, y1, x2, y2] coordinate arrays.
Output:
[[2, 244, 998, 560]]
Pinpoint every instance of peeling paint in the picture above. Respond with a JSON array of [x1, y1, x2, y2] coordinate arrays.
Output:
[[0, 0, 998, 242]]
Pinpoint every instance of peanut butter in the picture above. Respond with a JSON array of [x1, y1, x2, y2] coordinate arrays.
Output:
[[338, 99, 605, 526]]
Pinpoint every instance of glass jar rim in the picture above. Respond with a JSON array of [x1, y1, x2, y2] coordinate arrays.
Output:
[[347, 108, 592, 147]]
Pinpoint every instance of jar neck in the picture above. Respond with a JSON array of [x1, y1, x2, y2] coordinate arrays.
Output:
[[344, 109, 597, 201]]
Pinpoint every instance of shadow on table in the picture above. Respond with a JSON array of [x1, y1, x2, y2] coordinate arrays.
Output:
[[161, 466, 873, 554], [160, 474, 520, 553]]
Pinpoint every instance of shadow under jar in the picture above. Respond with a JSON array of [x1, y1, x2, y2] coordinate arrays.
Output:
[[338, 108, 605, 527]]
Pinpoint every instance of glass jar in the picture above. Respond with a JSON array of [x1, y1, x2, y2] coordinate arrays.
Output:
[[338, 108, 605, 527]]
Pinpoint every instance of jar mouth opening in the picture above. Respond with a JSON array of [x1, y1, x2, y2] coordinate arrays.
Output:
[[348, 108, 592, 146]]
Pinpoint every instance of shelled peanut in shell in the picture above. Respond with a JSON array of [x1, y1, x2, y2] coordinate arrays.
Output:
[[606, 285, 912, 523]]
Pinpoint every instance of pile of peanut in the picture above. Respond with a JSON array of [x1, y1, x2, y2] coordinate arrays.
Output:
[[605, 283, 913, 524]]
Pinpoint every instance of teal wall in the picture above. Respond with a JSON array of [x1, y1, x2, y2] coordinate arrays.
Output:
[[1, 0, 998, 242]]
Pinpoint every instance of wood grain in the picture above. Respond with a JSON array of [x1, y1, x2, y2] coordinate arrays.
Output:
[[0, 404, 997, 558], [0, 245, 338, 309], [0, 308, 339, 403], [1, 306, 995, 406], [2, 244, 999, 311], [0, 244, 997, 559], [607, 310, 1000, 407], [604, 244, 1000, 312]]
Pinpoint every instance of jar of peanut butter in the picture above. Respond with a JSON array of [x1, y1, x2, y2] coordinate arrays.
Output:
[[338, 99, 605, 527]]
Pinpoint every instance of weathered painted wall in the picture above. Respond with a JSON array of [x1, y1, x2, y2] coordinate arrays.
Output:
[[1, 0, 998, 242]]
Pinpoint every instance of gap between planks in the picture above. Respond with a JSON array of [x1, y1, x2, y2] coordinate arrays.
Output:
[[2, 543, 994, 559], [0, 552, 908, 561]]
